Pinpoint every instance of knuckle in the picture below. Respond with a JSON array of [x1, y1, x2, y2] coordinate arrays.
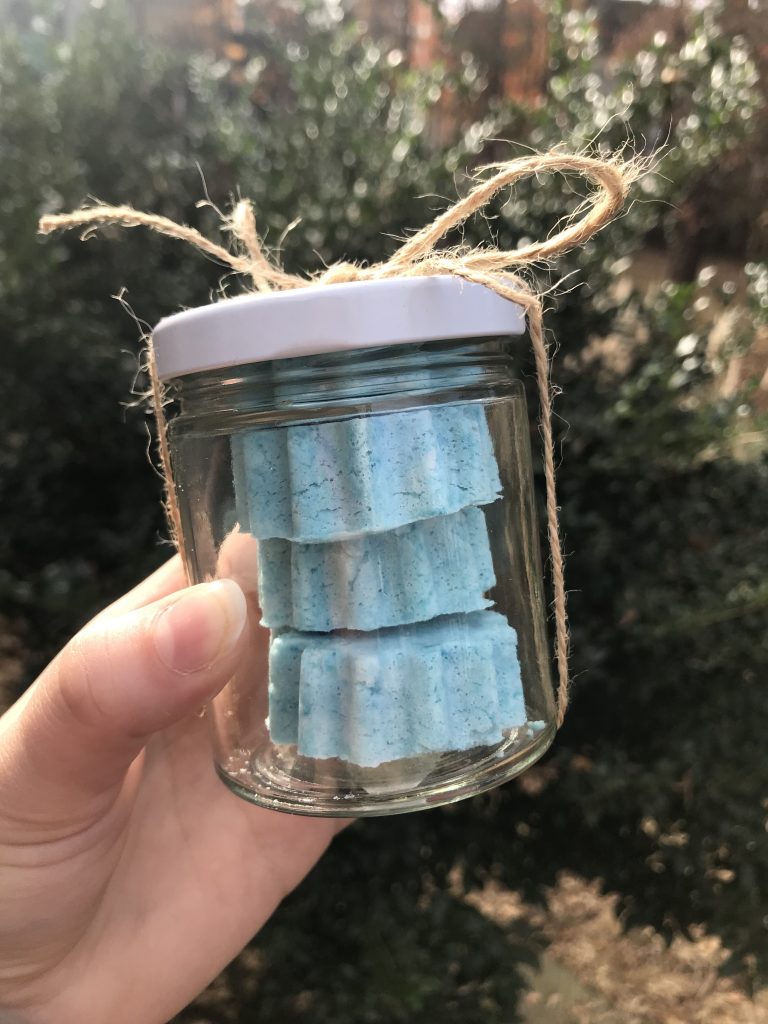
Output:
[[54, 627, 116, 734]]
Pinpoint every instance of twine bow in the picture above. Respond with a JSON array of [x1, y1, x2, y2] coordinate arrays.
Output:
[[39, 150, 642, 726]]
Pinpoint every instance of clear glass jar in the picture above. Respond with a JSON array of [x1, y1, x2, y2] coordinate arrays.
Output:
[[156, 279, 556, 816]]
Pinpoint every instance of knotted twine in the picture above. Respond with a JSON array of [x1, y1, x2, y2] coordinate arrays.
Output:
[[39, 150, 641, 726]]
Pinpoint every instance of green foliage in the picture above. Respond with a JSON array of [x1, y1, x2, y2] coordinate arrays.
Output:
[[0, 0, 477, 666], [456, 0, 764, 278], [0, 0, 767, 1013], [175, 834, 540, 1023]]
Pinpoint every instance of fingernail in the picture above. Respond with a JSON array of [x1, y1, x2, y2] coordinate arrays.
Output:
[[154, 580, 247, 673]]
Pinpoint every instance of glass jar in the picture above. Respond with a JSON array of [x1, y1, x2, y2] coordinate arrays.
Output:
[[153, 276, 556, 816]]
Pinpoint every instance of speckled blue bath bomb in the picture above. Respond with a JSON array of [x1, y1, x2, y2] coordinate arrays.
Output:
[[267, 610, 525, 766], [257, 505, 495, 632], [231, 402, 501, 542]]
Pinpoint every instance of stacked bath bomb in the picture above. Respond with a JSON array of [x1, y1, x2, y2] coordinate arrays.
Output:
[[231, 402, 527, 767]]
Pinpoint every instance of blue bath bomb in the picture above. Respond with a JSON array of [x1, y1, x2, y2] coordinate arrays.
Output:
[[258, 505, 495, 632], [231, 402, 501, 542], [267, 610, 525, 766]]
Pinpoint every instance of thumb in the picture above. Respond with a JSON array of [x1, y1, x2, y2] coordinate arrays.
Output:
[[0, 579, 248, 831]]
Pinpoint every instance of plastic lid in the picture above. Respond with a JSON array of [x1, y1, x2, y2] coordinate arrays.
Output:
[[152, 275, 525, 381]]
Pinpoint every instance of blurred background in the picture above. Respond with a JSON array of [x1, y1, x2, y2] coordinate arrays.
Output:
[[0, 0, 766, 1019]]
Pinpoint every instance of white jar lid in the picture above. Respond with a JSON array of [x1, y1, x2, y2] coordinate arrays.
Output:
[[152, 275, 525, 381]]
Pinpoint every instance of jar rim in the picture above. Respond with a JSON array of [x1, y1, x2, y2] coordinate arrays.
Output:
[[153, 275, 525, 381]]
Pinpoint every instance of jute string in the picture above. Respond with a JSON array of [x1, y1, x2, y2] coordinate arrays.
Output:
[[40, 150, 641, 726]]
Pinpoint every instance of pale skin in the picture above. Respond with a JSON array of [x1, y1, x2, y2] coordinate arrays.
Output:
[[0, 557, 346, 1024]]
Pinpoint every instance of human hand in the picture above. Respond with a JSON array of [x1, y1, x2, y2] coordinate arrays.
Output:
[[0, 558, 345, 1024]]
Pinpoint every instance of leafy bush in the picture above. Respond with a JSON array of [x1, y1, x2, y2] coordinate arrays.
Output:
[[0, 0, 477, 669], [1, 0, 766, 1014]]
